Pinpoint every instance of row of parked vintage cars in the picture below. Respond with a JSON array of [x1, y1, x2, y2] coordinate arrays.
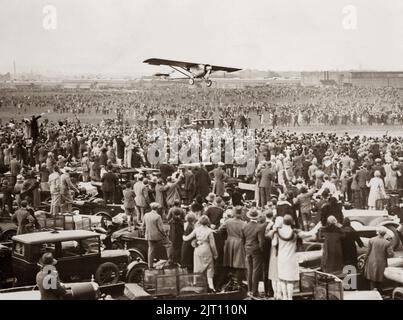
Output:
[[2, 191, 403, 299]]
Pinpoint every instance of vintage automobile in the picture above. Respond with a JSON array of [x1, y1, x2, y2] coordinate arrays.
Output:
[[0, 281, 126, 300], [301, 208, 402, 252], [125, 266, 247, 300], [118, 167, 160, 183], [71, 196, 125, 221], [6, 230, 146, 287], [0, 242, 13, 288], [110, 227, 168, 264], [35, 212, 106, 231], [344, 209, 401, 250], [295, 269, 383, 300], [384, 265, 403, 299], [294, 208, 402, 271]]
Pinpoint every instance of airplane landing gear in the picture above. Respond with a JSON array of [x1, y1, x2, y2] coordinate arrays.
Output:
[[205, 80, 213, 87], [188, 78, 195, 85]]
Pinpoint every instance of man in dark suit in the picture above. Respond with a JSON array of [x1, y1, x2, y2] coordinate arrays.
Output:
[[259, 211, 273, 297], [256, 162, 274, 207], [194, 165, 211, 199], [30, 113, 44, 143], [183, 167, 195, 204], [10, 154, 21, 186], [370, 158, 386, 179], [364, 227, 394, 293], [144, 203, 166, 268], [205, 197, 224, 229], [242, 209, 265, 298], [356, 164, 370, 209], [115, 135, 125, 167], [11, 200, 34, 234], [398, 157, 403, 194], [101, 166, 119, 204]]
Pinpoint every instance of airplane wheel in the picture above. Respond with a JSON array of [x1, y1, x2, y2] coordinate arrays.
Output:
[[188, 78, 195, 85], [206, 80, 212, 87]]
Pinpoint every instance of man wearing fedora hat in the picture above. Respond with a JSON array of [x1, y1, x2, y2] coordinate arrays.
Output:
[[242, 208, 264, 298], [60, 167, 79, 213], [256, 161, 275, 208], [81, 151, 90, 182], [356, 163, 370, 209], [9, 154, 21, 187], [209, 162, 228, 197], [11, 200, 34, 234], [36, 252, 68, 300]]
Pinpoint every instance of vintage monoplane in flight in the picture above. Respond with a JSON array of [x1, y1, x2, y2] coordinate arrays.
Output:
[[143, 58, 241, 87]]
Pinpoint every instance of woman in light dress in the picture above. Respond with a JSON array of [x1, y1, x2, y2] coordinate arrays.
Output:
[[367, 170, 387, 210], [183, 215, 218, 291], [3, 145, 11, 167], [268, 214, 315, 300], [266, 216, 283, 300], [276, 154, 287, 192], [384, 161, 401, 191]]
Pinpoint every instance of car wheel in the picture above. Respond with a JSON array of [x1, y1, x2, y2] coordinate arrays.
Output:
[[357, 254, 366, 272], [127, 262, 147, 284], [95, 262, 120, 285], [2, 230, 16, 242], [392, 287, 403, 300], [385, 225, 401, 250]]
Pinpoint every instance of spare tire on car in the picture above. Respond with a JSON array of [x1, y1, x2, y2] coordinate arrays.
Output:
[[127, 261, 148, 284], [95, 262, 120, 285]]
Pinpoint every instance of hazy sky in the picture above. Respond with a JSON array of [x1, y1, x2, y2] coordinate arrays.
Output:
[[1, 0, 403, 75]]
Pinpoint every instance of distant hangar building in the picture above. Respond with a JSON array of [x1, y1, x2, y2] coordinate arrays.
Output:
[[301, 71, 403, 88]]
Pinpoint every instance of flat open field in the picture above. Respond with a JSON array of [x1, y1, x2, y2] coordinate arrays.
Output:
[[1, 107, 401, 138], [0, 87, 402, 137]]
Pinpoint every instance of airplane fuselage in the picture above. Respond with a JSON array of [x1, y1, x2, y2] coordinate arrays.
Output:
[[188, 64, 212, 79]]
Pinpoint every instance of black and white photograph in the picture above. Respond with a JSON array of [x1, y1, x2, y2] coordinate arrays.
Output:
[[1, 0, 403, 307]]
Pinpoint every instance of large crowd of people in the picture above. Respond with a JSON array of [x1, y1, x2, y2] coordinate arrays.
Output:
[[0, 84, 402, 127], [1, 84, 403, 299]]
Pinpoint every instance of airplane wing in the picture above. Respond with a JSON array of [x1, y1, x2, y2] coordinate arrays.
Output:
[[209, 64, 242, 73], [143, 58, 241, 73]]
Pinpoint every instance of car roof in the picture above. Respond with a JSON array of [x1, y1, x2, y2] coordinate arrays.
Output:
[[12, 230, 100, 244]]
